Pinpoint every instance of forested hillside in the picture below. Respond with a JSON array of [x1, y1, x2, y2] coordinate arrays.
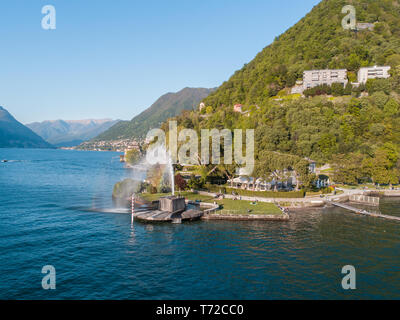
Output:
[[161, 0, 400, 186], [203, 0, 400, 107]]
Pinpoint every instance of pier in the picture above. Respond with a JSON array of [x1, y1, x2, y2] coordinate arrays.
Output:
[[326, 200, 400, 222], [132, 196, 203, 223], [133, 208, 203, 222]]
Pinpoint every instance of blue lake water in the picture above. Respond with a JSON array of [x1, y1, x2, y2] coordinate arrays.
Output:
[[0, 148, 399, 299]]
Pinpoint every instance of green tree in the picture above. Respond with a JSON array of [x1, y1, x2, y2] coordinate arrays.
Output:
[[125, 148, 141, 165], [344, 82, 353, 95], [370, 91, 389, 109], [384, 98, 399, 117], [347, 53, 361, 71], [318, 133, 337, 159], [363, 148, 400, 185], [332, 154, 365, 185], [331, 83, 344, 96], [366, 79, 392, 95], [187, 174, 205, 190]]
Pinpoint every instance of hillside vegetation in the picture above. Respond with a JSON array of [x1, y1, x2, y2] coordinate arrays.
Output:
[[203, 0, 400, 107], [161, 0, 400, 186]]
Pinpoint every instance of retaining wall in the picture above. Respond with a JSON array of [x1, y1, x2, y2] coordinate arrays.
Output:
[[349, 194, 380, 206]]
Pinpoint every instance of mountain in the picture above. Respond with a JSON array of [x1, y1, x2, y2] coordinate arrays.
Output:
[[26, 119, 120, 147], [93, 87, 213, 141], [203, 0, 400, 107], [167, 0, 400, 186], [0, 106, 53, 148]]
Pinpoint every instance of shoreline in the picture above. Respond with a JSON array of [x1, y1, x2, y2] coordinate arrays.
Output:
[[197, 189, 400, 210], [202, 212, 290, 221], [136, 190, 400, 222]]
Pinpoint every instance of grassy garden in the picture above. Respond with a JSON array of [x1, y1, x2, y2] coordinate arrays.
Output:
[[139, 192, 283, 216], [214, 199, 282, 215]]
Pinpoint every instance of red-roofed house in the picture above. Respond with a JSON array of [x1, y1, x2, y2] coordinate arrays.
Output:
[[233, 104, 243, 113]]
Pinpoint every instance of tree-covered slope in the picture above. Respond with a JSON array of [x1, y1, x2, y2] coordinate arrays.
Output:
[[164, 0, 400, 186], [203, 0, 400, 107], [93, 87, 213, 141], [0, 106, 53, 148]]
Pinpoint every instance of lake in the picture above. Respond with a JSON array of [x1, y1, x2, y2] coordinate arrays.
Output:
[[0, 148, 399, 299]]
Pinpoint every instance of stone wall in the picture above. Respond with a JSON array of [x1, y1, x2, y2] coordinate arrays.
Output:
[[159, 197, 186, 212]]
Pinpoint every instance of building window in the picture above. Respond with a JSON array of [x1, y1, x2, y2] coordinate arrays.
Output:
[[312, 72, 319, 81]]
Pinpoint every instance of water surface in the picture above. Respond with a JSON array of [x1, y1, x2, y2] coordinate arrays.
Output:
[[0, 149, 399, 299]]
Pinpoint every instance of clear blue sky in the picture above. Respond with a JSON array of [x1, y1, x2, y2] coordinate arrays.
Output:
[[0, 0, 321, 123]]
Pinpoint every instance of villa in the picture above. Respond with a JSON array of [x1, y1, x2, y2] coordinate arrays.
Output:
[[226, 159, 329, 192], [357, 66, 391, 84], [228, 176, 294, 192], [228, 169, 298, 192], [303, 69, 348, 90], [291, 65, 391, 94]]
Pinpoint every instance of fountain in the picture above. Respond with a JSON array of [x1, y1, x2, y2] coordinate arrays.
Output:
[[167, 153, 175, 196], [133, 147, 204, 222], [113, 145, 202, 223], [133, 194, 203, 223], [145, 144, 175, 195]]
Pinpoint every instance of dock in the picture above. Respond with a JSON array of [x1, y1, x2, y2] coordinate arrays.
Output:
[[133, 209, 203, 222], [326, 200, 400, 222]]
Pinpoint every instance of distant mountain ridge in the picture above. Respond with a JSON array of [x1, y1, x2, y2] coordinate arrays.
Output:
[[0, 106, 53, 148], [93, 87, 213, 141], [27, 119, 120, 147]]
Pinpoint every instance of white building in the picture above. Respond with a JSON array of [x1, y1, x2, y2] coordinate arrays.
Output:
[[303, 69, 348, 90], [357, 66, 391, 84], [356, 22, 375, 31]]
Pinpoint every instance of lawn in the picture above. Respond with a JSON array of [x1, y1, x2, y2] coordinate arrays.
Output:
[[214, 199, 282, 215], [139, 193, 170, 202]]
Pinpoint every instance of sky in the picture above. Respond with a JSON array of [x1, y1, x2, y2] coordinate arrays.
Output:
[[0, 0, 321, 124]]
